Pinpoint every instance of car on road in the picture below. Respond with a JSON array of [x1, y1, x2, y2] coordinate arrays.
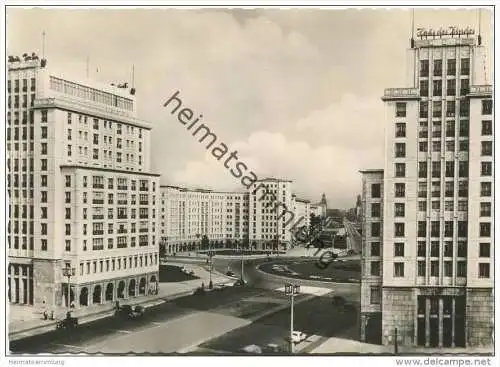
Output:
[[289, 331, 307, 343], [262, 343, 282, 354], [181, 267, 195, 275], [116, 304, 145, 319], [213, 284, 226, 291], [233, 279, 246, 287], [241, 344, 262, 354], [225, 270, 235, 277]]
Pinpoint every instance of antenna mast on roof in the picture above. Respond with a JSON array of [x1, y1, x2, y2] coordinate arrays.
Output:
[[86, 56, 89, 78], [478, 8, 482, 45], [42, 31, 46, 58], [132, 64, 135, 88], [410, 8, 415, 48]]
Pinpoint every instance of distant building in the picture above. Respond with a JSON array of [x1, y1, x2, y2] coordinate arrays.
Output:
[[160, 178, 302, 252]]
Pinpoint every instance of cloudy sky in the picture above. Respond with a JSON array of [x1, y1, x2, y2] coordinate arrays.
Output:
[[7, 7, 493, 208]]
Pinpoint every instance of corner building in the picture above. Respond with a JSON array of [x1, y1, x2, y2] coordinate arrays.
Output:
[[7, 58, 160, 311], [360, 32, 493, 348]]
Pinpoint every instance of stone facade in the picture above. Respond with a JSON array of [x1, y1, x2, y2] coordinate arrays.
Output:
[[466, 288, 494, 347], [381, 287, 415, 346]]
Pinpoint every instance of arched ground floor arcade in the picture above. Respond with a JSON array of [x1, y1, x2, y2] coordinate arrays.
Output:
[[61, 271, 159, 309]]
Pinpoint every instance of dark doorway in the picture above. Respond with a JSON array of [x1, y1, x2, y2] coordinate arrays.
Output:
[[365, 313, 382, 344]]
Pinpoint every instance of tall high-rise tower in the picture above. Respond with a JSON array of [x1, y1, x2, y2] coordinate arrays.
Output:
[[360, 24, 493, 349], [7, 56, 160, 311]]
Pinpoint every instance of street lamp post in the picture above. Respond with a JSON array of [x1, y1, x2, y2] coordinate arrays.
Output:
[[284, 283, 300, 354], [239, 240, 245, 282], [208, 240, 213, 289], [62, 264, 75, 314]]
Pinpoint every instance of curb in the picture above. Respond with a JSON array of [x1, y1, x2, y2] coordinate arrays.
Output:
[[8, 288, 201, 342], [255, 263, 360, 287]]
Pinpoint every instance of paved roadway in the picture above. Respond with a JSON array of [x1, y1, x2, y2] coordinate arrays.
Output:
[[11, 257, 359, 355], [344, 220, 362, 253]]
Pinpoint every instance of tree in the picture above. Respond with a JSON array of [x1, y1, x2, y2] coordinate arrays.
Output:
[[159, 242, 166, 258]]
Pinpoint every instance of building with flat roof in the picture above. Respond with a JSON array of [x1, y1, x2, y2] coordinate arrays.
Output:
[[359, 28, 493, 348], [7, 56, 160, 312], [160, 178, 310, 253]]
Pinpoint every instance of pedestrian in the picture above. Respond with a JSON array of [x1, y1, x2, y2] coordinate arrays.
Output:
[[43, 310, 48, 320], [50, 310, 54, 320], [70, 301, 75, 309]]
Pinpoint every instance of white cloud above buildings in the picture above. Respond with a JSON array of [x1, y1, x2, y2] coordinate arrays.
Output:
[[7, 7, 493, 208]]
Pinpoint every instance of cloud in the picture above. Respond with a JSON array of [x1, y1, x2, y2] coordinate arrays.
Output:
[[171, 128, 383, 208], [295, 93, 386, 149]]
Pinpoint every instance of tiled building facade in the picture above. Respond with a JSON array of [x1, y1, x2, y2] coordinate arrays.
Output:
[[7, 58, 160, 311], [360, 32, 493, 348]]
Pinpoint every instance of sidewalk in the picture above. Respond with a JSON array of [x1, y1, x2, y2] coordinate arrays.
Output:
[[310, 325, 493, 355], [9, 263, 234, 341]]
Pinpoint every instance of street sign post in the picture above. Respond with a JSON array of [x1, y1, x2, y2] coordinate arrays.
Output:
[[284, 283, 300, 353]]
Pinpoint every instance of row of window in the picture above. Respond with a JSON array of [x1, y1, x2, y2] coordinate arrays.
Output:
[[366, 241, 491, 258], [368, 221, 492, 238], [6, 110, 34, 125], [368, 261, 490, 279], [6, 94, 36, 109], [419, 79, 470, 97], [395, 100, 492, 118], [396, 120, 492, 139], [419, 58, 469, 77], [397, 141, 474, 156], [7, 78, 36, 93], [79, 253, 158, 276], [370, 201, 491, 218], [50, 76, 134, 111]]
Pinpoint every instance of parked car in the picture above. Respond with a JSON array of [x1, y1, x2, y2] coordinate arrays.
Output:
[[233, 279, 246, 287], [56, 313, 78, 330], [262, 343, 282, 353], [116, 304, 145, 319], [226, 270, 235, 277], [290, 331, 307, 343]]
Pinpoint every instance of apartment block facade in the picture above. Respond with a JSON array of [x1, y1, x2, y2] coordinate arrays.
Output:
[[160, 178, 306, 253], [360, 32, 493, 348], [7, 58, 160, 311]]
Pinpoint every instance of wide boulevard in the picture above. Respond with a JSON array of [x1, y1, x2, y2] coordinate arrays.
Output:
[[10, 255, 360, 355]]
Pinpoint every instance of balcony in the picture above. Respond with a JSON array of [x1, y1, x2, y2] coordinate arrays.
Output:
[[92, 199, 104, 205], [117, 185, 128, 191], [382, 88, 420, 101], [117, 200, 127, 205], [92, 231, 104, 236], [419, 131, 428, 138], [139, 214, 148, 219], [469, 85, 493, 98], [139, 228, 149, 233], [139, 201, 149, 205], [418, 191, 427, 198], [92, 215, 104, 220], [93, 184, 104, 189], [117, 229, 128, 234], [431, 191, 440, 197]]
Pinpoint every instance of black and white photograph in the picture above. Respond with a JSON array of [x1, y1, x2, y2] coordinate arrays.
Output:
[[2, 2, 497, 365]]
